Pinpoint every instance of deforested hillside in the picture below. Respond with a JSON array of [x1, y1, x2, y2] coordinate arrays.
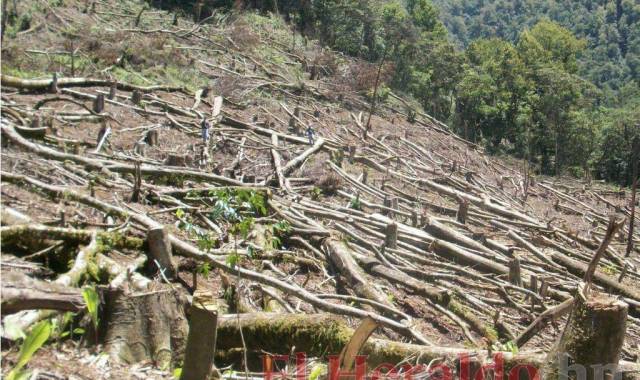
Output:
[[1, 0, 639, 379]]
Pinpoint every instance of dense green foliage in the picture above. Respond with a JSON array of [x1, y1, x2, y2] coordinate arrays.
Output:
[[430, 0, 640, 101]]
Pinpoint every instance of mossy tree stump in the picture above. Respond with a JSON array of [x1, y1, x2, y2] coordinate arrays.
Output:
[[543, 282, 628, 380]]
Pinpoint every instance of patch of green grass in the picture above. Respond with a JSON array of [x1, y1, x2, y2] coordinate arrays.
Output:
[[110, 66, 151, 86], [161, 65, 208, 92], [1, 65, 47, 78]]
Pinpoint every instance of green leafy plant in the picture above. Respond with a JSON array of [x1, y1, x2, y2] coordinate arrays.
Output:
[[236, 189, 267, 216], [7, 320, 52, 380], [310, 187, 323, 200], [197, 262, 211, 278], [82, 286, 100, 331], [349, 195, 362, 210], [55, 312, 84, 339], [492, 341, 519, 354], [309, 364, 327, 380], [231, 217, 254, 239]]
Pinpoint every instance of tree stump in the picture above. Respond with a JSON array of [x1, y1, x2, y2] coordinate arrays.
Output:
[[456, 196, 469, 224], [180, 290, 218, 380], [108, 82, 117, 100], [165, 154, 188, 167], [50, 73, 58, 93], [193, 0, 203, 22], [508, 256, 522, 287], [385, 222, 398, 249], [147, 226, 176, 279], [348, 145, 356, 164], [134, 141, 146, 157], [145, 129, 158, 146], [102, 287, 188, 368], [131, 89, 142, 105], [93, 94, 104, 113], [543, 283, 628, 380]]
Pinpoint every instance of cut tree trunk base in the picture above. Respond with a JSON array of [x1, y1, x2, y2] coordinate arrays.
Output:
[[543, 283, 628, 380], [101, 286, 188, 369]]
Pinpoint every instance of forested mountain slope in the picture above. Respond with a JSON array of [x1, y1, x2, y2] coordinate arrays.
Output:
[[431, 0, 640, 99]]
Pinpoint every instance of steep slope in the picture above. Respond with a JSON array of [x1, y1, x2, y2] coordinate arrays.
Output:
[[1, 0, 639, 378]]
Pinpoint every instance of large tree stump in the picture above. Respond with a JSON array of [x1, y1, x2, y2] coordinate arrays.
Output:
[[180, 290, 219, 380], [102, 287, 188, 368], [543, 283, 628, 380]]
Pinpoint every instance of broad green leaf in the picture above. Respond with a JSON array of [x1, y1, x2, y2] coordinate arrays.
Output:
[[82, 287, 100, 330], [10, 320, 52, 376]]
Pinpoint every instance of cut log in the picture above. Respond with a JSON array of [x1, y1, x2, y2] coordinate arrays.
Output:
[[1, 74, 186, 93], [542, 283, 628, 380], [180, 290, 219, 380], [322, 239, 392, 309], [214, 313, 640, 380], [551, 252, 639, 303], [1, 272, 84, 314], [147, 226, 176, 280], [281, 137, 325, 176], [102, 287, 188, 368]]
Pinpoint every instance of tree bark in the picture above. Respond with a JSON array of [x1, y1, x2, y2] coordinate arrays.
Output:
[[147, 226, 176, 279], [543, 283, 628, 380], [1, 272, 84, 314], [102, 287, 188, 368], [215, 313, 640, 380], [180, 290, 219, 380]]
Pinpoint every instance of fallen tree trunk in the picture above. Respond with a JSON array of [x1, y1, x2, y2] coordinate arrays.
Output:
[[1, 74, 188, 93], [551, 252, 640, 303], [1, 234, 99, 340], [1, 122, 245, 186], [351, 249, 497, 344], [322, 239, 392, 309], [214, 313, 640, 380], [0, 224, 144, 251], [1, 171, 430, 345], [1, 272, 84, 314], [282, 137, 325, 176]]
